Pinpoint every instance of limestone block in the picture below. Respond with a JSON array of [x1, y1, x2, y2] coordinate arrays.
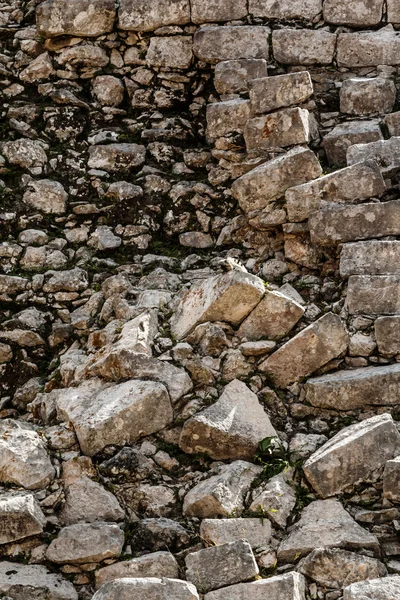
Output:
[[200, 518, 272, 550], [272, 29, 336, 65], [193, 26, 270, 63], [249, 470, 296, 528], [37, 0, 116, 38], [244, 108, 311, 151], [118, 0, 190, 31], [191, 0, 248, 24], [204, 573, 306, 600], [95, 552, 179, 588], [249, 0, 322, 20], [249, 71, 313, 115], [385, 111, 400, 136], [344, 576, 400, 600], [93, 578, 199, 600], [347, 275, 400, 315], [0, 491, 46, 545], [146, 37, 193, 69], [383, 456, 400, 502], [340, 78, 396, 117], [337, 28, 400, 67], [388, 0, 400, 22], [324, 0, 384, 26], [214, 59, 268, 95], [340, 241, 400, 277], [206, 99, 251, 142], [88, 144, 146, 172], [322, 120, 383, 166], [347, 137, 400, 176], [46, 522, 124, 564], [375, 316, 400, 355], [0, 561, 77, 600]]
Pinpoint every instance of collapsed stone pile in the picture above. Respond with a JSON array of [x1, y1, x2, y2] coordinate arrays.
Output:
[[2, 0, 400, 599]]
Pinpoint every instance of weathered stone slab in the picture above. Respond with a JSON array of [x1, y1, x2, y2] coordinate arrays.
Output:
[[56, 379, 173, 456], [375, 316, 400, 355], [249, 469, 296, 528], [388, 0, 400, 22], [95, 552, 179, 588], [46, 522, 124, 564], [146, 37, 193, 69], [322, 120, 383, 166], [341, 241, 400, 277], [232, 147, 322, 213], [205, 573, 306, 600], [304, 414, 400, 497], [183, 461, 262, 517], [347, 138, 400, 176], [206, 99, 251, 142], [200, 518, 271, 550], [347, 275, 400, 315], [385, 111, 400, 136], [324, 0, 384, 26], [179, 379, 276, 460], [118, 0, 190, 31], [193, 26, 270, 63], [305, 364, 400, 410], [298, 548, 387, 589], [0, 274, 28, 295], [170, 270, 265, 340], [309, 201, 400, 246], [238, 290, 304, 341], [0, 491, 46, 545], [344, 576, 400, 600], [37, 0, 116, 38], [249, 0, 321, 19], [250, 71, 313, 115], [93, 578, 199, 600], [286, 161, 385, 222], [0, 561, 78, 600], [259, 313, 348, 388], [278, 499, 379, 562], [186, 540, 258, 592], [337, 28, 400, 67], [384, 456, 400, 502], [244, 108, 311, 151], [214, 59, 268, 95], [191, 0, 248, 24], [88, 144, 146, 172], [272, 29, 337, 65], [340, 77, 396, 117]]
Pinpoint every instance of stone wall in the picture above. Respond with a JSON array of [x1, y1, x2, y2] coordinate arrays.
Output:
[[2, 0, 400, 599]]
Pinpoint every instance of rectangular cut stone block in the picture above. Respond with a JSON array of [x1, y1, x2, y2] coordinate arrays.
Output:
[[249, 0, 322, 20], [259, 313, 348, 388], [347, 275, 400, 315], [215, 60, 268, 95], [347, 137, 400, 176], [385, 111, 400, 136], [309, 200, 400, 246], [193, 26, 270, 63], [305, 364, 400, 410], [340, 78, 396, 117], [388, 0, 400, 22], [200, 518, 272, 550], [340, 241, 400, 277], [375, 316, 400, 355], [232, 147, 322, 213], [272, 30, 337, 65], [244, 108, 311, 151], [304, 414, 400, 498], [170, 271, 265, 340], [323, 0, 384, 26], [384, 457, 400, 501], [191, 0, 248, 24], [206, 99, 251, 142], [337, 29, 400, 67], [36, 0, 116, 38], [118, 0, 190, 31], [250, 71, 313, 115], [344, 576, 400, 600], [322, 120, 383, 166], [205, 573, 306, 600], [286, 161, 385, 222], [146, 37, 193, 69]]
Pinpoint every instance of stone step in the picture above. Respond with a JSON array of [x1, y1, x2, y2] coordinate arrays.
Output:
[[347, 275, 400, 315], [340, 241, 400, 276], [309, 200, 400, 246], [305, 363, 400, 410]]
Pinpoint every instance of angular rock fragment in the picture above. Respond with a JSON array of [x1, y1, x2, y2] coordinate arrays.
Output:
[[179, 379, 276, 460], [19, 52, 55, 83], [191, 0, 247, 23], [304, 414, 400, 497], [170, 270, 265, 340], [129, 518, 190, 552], [118, 0, 190, 31], [146, 37, 193, 69], [214, 59, 268, 95], [305, 364, 400, 410], [46, 522, 124, 564], [259, 313, 348, 388], [0, 491, 46, 545], [249, 469, 296, 528], [238, 290, 304, 341], [384, 456, 400, 502], [56, 379, 173, 456], [93, 578, 199, 600], [205, 573, 306, 600], [57, 44, 109, 67], [272, 29, 336, 65], [309, 201, 400, 246], [347, 275, 400, 315], [183, 461, 262, 517], [95, 552, 179, 588], [36, 0, 116, 37], [3, 138, 48, 171], [200, 518, 271, 550], [206, 99, 251, 142], [388, 0, 400, 22], [0, 561, 78, 600], [244, 108, 311, 151], [43, 267, 88, 293], [249, 0, 321, 19], [193, 26, 270, 63], [337, 28, 400, 67], [322, 120, 383, 166], [185, 540, 258, 592], [232, 147, 322, 213], [347, 138, 400, 176], [88, 144, 146, 172], [23, 178, 68, 214], [375, 316, 400, 355], [278, 499, 379, 562], [324, 0, 384, 26], [340, 241, 400, 277], [249, 71, 313, 115], [344, 576, 400, 600], [340, 77, 396, 117], [286, 161, 385, 222]]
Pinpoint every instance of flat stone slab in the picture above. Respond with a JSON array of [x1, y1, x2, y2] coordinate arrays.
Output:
[[46, 522, 124, 564], [118, 0, 190, 31], [232, 147, 322, 213], [193, 26, 270, 63], [185, 540, 258, 592], [303, 414, 400, 497], [214, 59, 268, 95], [36, 0, 116, 38], [244, 108, 311, 151], [305, 364, 400, 410], [206, 99, 251, 141], [95, 552, 179, 588], [93, 578, 198, 600], [278, 499, 379, 562], [337, 28, 400, 67], [309, 200, 400, 246], [170, 270, 265, 340], [286, 161, 385, 222], [375, 316, 400, 355], [340, 241, 400, 277], [88, 144, 146, 172], [340, 77, 396, 117], [272, 29, 337, 65], [205, 572, 306, 600], [384, 456, 400, 502], [322, 120, 383, 166], [347, 275, 400, 315], [200, 518, 272, 550], [249, 71, 313, 115], [249, 0, 322, 19], [347, 137, 400, 176], [324, 0, 384, 26], [343, 576, 400, 600], [191, 0, 248, 24], [0, 561, 78, 600], [179, 379, 276, 460], [0, 491, 46, 545], [259, 313, 348, 388]]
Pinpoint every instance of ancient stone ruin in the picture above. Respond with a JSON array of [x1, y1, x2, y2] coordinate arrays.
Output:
[[2, 0, 400, 599]]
